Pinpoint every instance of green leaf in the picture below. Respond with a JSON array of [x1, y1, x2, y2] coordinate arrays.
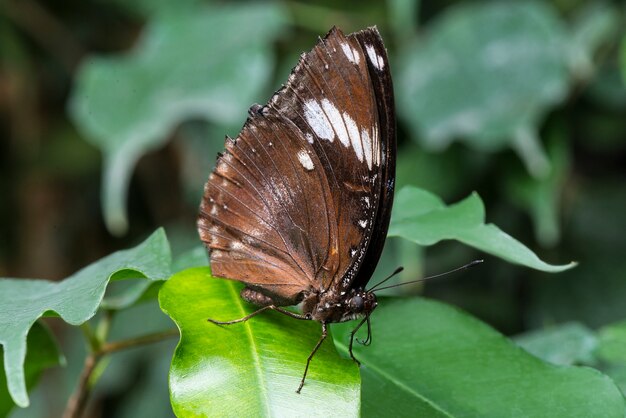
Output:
[[159, 267, 360, 417], [0, 229, 171, 408], [171, 246, 209, 272], [389, 186, 576, 272], [514, 322, 598, 366], [397, 2, 568, 176], [69, 4, 288, 234], [0, 322, 63, 417], [567, 2, 620, 80], [100, 279, 163, 310], [620, 35, 626, 84], [333, 298, 625, 417], [504, 128, 570, 247], [597, 320, 626, 364]]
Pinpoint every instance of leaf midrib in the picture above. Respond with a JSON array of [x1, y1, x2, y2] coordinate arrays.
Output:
[[334, 339, 455, 418], [227, 281, 271, 416]]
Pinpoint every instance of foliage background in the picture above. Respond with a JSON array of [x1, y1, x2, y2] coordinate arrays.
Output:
[[1, 0, 625, 416]]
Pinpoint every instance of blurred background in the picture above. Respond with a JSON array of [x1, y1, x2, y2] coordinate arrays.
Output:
[[1, 0, 625, 416]]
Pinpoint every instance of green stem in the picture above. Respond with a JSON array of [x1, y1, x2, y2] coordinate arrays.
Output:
[[79, 323, 99, 353], [63, 328, 179, 418]]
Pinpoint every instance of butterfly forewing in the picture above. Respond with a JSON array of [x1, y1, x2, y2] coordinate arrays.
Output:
[[268, 27, 393, 292], [348, 28, 396, 291], [198, 26, 395, 303]]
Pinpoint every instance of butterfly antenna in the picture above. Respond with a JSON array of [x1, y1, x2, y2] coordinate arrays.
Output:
[[368, 266, 404, 291], [372, 259, 483, 292]]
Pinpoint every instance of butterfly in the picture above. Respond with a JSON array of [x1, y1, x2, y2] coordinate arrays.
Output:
[[198, 26, 395, 393]]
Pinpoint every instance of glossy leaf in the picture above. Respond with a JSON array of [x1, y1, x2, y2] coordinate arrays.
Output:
[[333, 298, 625, 417], [159, 267, 360, 417], [389, 186, 576, 272], [514, 322, 598, 366], [0, 229, 171, 407], [397, 2, 568, 177], [69, 4, 288, 234], [0, 322, 63, 417]]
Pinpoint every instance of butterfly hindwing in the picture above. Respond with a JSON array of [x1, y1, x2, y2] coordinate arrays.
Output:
[[198, 26, 395, 303], [198, 111, 339, 303]]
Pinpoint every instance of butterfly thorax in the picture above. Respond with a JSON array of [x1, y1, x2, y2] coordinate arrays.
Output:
[[301, 288, 377, 323]]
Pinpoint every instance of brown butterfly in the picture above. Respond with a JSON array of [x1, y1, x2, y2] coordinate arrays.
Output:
[[198, 26, 395, 393]]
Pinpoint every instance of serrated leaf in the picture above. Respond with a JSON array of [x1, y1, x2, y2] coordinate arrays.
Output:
[[0, 322, 63, 417], [333, 298, 625, 417], [159, 267, 360, 417], [69, 3, 288, 234], [0, 229, 171, 408], [514, 322, 598, 365], [389, 186, 575, 272], [397, 2, 568, 176]]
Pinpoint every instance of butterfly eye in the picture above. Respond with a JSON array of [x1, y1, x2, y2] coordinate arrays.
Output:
[[352, 295, 365, 312]]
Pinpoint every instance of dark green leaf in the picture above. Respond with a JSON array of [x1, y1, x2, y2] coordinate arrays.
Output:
[[0, 229, 171, 407], [333, 298, 625, 417], [389, 186, 575, 272], [171, 246, 208, 272], [69, 4, 288, 234], [159, 267, 360, 417], [567, 2, 620, 80], [397, 2, 568, 177], [597, 320, 626, 364], [514, 322, 598, 365], [620, 35, 626, 84], [0, 322, 63, 417], [504, 129, 570, 247]]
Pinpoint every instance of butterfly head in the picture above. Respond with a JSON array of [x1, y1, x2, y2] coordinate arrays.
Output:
[[341, 289, 377, 322]]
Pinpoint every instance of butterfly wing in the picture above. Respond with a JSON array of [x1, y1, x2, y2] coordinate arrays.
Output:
[[347, 28, 396, 291], [267, 27, 396, 292], [198, 27, 395, 303], [198, 111, 339, 304]]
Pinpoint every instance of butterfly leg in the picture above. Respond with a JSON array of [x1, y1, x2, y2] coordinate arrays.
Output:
[[207, 304, 309, 325], [296, 322, 328, 394], [356, 315, 372, 346], [348, 316, 370, 366]]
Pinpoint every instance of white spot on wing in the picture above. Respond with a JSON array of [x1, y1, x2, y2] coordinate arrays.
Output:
[[341, 43, 360, 65], [358, 219, 367, 228], [297, 149, 314, 171], [371, 124, 381, 166], [305, 133, 314, 144], [304, 100, 334, 141], [366, 44, 385, 70], [341, 43, 355, 63], [321, 99, 349, 147], [361, 128, 372, 169], [344, 112, 363, 162]]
